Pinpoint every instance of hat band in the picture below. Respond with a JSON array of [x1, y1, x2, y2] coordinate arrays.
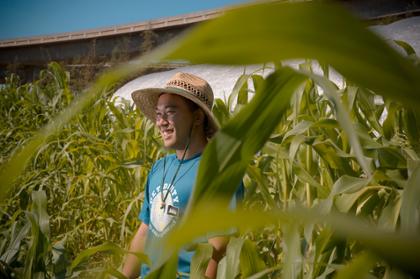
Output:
[[165, 81, 211, 109]]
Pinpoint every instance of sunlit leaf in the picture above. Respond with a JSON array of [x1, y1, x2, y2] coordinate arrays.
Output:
[[145, 251, 178, 279], [166, 2, 420, 107], [239, 239, 266, 277], [186, 67, 306, 211], [190, 243, 212, 279], [167, 202, 420, 277]]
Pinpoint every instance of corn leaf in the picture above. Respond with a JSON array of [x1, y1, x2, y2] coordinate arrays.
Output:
[[166, 1, 420, 107]]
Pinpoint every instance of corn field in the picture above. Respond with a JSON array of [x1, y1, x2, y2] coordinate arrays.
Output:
[[1, 1, 420, 279]]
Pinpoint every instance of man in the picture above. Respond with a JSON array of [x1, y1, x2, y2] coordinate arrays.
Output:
[[122, 72, 242, 278]]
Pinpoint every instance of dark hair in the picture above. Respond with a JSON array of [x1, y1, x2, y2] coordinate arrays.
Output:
[[183, 98, 212, 138], [184, 97, 199, 112]]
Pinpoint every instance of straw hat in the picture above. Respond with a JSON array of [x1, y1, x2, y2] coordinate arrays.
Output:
[[131, 72, 219, 137]]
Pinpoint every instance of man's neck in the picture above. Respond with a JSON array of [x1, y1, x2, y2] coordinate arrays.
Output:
[[175, 136, 207, 160]]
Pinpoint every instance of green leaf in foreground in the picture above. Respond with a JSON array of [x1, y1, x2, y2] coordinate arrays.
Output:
[[400, 166, 420, 234], [190, 243, 212, 279], [164, 202, 420, 277], [145, 252, 178, 279], [334, 252, 377, 279], [166, 1, 420, 108], [0, 37, 178, 201], [186, 67, 306, 210]]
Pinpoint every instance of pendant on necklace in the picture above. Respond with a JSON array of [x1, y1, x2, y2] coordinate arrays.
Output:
[[160, 202, 166, 210]]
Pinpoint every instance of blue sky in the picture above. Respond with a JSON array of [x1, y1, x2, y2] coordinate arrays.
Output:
[[0, 0, 249, 40]]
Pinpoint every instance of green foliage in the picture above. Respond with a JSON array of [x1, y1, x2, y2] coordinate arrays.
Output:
[[166, 1, 420, 107], [0, 63, 160, 277], [1, 1, 420, 279], [164, 1, 420, 278]]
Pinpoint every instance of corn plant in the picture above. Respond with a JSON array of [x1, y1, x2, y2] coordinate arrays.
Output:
[[1, 1, 420, 279], [0, 63, 163, 278], [149, 2, 420, 278]]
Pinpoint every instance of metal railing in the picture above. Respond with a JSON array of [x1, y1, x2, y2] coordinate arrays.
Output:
[[0, 9, 222, 48]]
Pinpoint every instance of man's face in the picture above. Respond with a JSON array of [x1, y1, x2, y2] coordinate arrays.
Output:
[[155, 93, 195, 150]]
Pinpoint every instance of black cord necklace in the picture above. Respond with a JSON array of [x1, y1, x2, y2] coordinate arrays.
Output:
[[159, 131, 192, 210]]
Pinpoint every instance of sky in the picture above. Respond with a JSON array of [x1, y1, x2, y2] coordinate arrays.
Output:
[[0, 0, 249, 40]]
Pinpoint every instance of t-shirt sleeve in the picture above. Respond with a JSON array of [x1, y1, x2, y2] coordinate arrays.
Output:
[[229, 180, 245, 209], [235, 180, 245, 203], [138, 175, 151, 225]]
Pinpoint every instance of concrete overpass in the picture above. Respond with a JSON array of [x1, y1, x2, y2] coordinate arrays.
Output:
[[1, 0, 419, 83], [0, 9, 222, 82]]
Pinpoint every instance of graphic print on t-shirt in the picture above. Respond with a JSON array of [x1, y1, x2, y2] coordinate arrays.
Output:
[[150, 183, 180, 237]]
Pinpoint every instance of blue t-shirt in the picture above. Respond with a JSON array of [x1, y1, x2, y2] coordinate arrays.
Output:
[[139, 153, 243, 278]]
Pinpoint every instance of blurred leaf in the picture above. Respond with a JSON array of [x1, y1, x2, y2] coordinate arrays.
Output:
[[334, 252, 377, 279], [247, 165, 276, 208], [312, 118, 340, 130], [293, 163, 323, 190], [312, 140, 355, 175], [246, 266, 281, 279], [217, 237, 242, 279], [251, 74, 265, 94], [187, 67, 306, 210], [166, 1, 420, 107], [145, 251, 178, 279], [288, 134, 306, 162], [375, 148, 406, 169], [213, 98, 231, 127], [121, 159, 145, 168], [216, 257, 228, 279], [239, 239, 266, 277], [283, 224, 301, 279], [228, 74, 250, 112], [384, 266, 411, 279], [382, 101, 398, 140], [20, 191, 51, 279], [51, 238, 70, 279], [403, 108, 420, 147], [190, 243, 212, 279], [312, 228, 335, 278], [400, 166, 420, 234], [378, 194, 401, 230], [31, 190, 49, 236], [167, 202, 420, 277], [2, 0, 420, 276], [103, 267, 127, 279], [0, 221, 30, 265], [107, 101, 127, 127], [187, 68, 303, 211], [283, 121, 313, 140], [24, 212, 48, 279], [355, 89, 383, 133], [228, 74, 248, 107]]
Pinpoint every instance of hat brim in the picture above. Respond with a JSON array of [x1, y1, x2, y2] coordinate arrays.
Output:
[[131, 87, 219, 136]]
